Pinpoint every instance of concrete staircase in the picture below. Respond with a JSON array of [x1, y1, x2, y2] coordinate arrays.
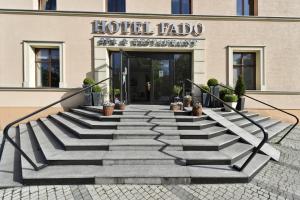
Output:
[[215, 109, 291, 140], [0, 105, 287, 186]]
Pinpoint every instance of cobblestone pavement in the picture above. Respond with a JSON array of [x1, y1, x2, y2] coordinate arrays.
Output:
[[1, 127, 300, 200]]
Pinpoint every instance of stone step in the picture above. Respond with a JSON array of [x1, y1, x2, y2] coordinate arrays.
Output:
[[28, 121, 106, 165], [19, 124, 46, 169], [220, 142, 253, 163], [233, 153, 270, 179], [82, 106, 192, 116], [233, 116, 270, 128], [49, 115, 228, 140], [218, 110, 248, 117], [22, 164, 250, 185], [39, 118, 111, 150], [255, 122, 291, 140], [71, 108, 206, 122], [0, 127, 22, 187], [225, 112, 259, 122], [245, 119, 282, 135], [60, 112, 217, 130]]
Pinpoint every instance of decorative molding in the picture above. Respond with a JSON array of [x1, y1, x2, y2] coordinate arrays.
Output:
[[0, 88, 80, 92], [1, 9, 300, 22]]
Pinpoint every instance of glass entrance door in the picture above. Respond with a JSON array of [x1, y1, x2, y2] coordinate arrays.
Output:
[[151, 59, 172, 103], [110, 51, 191, 105]]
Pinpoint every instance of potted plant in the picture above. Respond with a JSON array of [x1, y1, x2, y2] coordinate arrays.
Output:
[[235, 75, 246, 111], [192, 102, 203, 116], [183, 95, 192, 107], [82, 78, 95, 106], [200, 85, 210, 107], [92, 85, 102, 106], [102, 102, 115, 116], [173, 85, 182, 102], [220, 87, 234, 101], [113, 89, 121, 102], [207, 78, 220, 107], [115, 101, 126, 110], [170, 102, 183, 111], [223, 94, 238, 112]]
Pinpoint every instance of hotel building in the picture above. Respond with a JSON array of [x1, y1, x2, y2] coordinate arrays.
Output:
[[0, 0, 300, 128]]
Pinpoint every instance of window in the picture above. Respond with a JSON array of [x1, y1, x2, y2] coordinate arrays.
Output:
[[172, 0, 191, 14], [108, 0, 126, 12], [237, 0, 257, 16], [233, 52, 256, 90], [35, 48, 60, 88], [39, 0, 56, 10]]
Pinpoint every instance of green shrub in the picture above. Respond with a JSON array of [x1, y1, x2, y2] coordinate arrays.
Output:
[[223, 94, 238, 102], [199, 85, 210, 93], [92, 85, 101, 93], [83, 78, 95, 85], [173, 85, 182, 96], [207, 78, 219, 87], [235, 75, 246, 97], [114, 89, 121, 96], [220, 87, 234, 100]]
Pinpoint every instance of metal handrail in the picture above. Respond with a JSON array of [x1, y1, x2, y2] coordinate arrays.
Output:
[[186, 79, 268, 171], [217, 84, 299, 144], [0, 77, 111, 171]]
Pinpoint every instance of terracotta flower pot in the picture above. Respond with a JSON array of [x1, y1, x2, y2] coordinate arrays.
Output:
[[192, 105, 203, 116], [170, 104, 180, 111], [183, 98, 192, 107], [103, 105, 114, 116], [116, 103, 126, 110]]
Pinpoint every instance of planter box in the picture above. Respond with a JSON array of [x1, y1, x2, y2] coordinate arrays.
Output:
[[92, 93, 101, 106], [236, 96, 245, 111], [202, 93, 210, 107], [224, 102, 237, 112], [209, 86, 220, 108]]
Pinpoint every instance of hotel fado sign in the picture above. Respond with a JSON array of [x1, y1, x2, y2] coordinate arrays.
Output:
[[93, 20, 204, 36]]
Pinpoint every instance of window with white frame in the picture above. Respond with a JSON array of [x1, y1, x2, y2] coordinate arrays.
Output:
[[23, 42, 64, 88], [227, 46, 265, 91]]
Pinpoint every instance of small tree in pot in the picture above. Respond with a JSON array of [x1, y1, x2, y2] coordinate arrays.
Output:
[[223, 94, 238, 112], [102, 102, 115, 116], [92, 85, 102, 106], [173, 85, 182, 102], [234, 75, 246, 111], [82, 78, 95, 106], [207, 78, 220, 107]]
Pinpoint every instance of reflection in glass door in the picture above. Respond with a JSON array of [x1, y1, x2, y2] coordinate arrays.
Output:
[[152, 59, 172, 103]]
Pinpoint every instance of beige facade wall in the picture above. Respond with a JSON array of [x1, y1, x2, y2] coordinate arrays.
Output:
[[193, 0, 236, 16], [258, 0, 300, 18], [1, 13, 300, 90], [0, 0, 34, 10], [1, 0, 300, 17], [57, 0, 105, 12]]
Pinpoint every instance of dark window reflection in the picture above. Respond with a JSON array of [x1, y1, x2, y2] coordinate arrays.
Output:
[[39, 0, 56, 10], [237, 0, 254, 16], [172, 0, 191, 14], [233, 52, 256, 90], [35, 48, 60, 88], [108, 0, 126, 12]]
